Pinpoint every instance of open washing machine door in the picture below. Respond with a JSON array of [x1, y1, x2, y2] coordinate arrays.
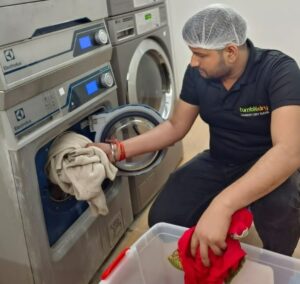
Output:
[[90, 104, 167, 176]]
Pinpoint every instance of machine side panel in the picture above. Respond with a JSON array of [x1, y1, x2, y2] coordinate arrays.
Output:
[[0, 117, 34, 284]]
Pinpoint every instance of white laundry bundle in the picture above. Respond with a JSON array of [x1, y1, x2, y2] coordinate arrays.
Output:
[[46, 132, 118, 216]]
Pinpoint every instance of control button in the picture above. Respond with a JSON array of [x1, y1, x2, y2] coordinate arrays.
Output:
[[100, 72, 114, 88], [94, 29, 108, 45]]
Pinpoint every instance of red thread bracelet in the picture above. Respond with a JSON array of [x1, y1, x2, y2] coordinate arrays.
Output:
[[118, 141, 126, 161], [106, 138, 126, 162]]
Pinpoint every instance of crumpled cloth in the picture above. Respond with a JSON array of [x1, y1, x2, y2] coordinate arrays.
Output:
[[178, 208, 253, 284], [46, 132, 118, 215]]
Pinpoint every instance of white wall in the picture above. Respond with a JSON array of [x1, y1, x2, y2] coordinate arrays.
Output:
[[166, 0, 300, 95]]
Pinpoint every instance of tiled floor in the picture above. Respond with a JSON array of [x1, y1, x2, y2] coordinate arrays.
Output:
[[90, 116, 300, 283]]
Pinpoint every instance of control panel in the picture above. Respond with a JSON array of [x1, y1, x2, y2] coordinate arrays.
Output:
[[73, 25, 109, 57], [135, 6, 161, 35], [6, 63, 115, 136], [67, 65, 114, 112], [107, 4, 167, 44], [0, 19, 110, 91]]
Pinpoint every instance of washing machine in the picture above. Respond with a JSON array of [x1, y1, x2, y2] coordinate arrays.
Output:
[[106, 2, 183, 215], [0, 5, 124, 283], [0, 2, 171, 282], [0, 66, 166, 284]]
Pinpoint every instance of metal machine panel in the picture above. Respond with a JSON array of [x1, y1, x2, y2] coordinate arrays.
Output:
[[6, 63, 115, 136], [107, 4, 168, 44], [0, 73, 133, 284], [0, 0, 108, 46], [0, 21, 109, 85], [0, 19, 112, 110], [0, 2, 135, 283], [107, 0, 165, 16], [0, 135, 34, 283]]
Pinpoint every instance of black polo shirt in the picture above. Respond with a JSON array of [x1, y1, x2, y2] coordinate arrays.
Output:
[[180, 39, 300, 163]]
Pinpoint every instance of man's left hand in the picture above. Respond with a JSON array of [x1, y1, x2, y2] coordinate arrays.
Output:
[[190, 201, 233, 267]]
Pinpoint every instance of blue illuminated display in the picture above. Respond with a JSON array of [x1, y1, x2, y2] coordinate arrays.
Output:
[[85, 80, 99, 96], [79, 36, 92, 50]]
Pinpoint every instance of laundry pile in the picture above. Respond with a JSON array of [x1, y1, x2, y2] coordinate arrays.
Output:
[[168, 208, 253, 284], [46, 132, 118, 215]]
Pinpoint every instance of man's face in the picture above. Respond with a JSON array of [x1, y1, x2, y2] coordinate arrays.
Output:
[[189, 46, 231, 80]]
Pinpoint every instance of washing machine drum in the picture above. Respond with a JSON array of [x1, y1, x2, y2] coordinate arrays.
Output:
[[90, 104, 167, 176]]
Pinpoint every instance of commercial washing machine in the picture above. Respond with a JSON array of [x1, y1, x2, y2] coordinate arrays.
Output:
[[106, 2, 183, 215], [0, 8, 130, 283], [0, 2, 171, 283]]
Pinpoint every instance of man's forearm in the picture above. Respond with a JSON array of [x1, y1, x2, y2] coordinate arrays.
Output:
[[213, 144, 300, 213], [121, 100, 199, 159], [123, 120, 185, 158]]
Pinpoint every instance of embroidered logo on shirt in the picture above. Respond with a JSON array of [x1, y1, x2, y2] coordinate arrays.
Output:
[[239, 105, 270, 117]]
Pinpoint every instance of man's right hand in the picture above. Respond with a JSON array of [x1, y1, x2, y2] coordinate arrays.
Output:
[[86, 142, 114, 162]]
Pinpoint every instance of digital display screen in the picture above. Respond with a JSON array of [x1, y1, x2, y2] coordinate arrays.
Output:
[[85, 80, 98, 96], [145, 13, 152, 20], [79, 36, 92, 50]]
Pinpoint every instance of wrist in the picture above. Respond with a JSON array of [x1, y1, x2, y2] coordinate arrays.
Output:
[[109, 142, 117, 162], [107, 139, 127, 162], [211, 195, 236, 215]]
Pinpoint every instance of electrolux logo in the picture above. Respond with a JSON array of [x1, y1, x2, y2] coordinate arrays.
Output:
[[4, 49, 15, 62], [15, 108, 26, 121], [13, 107, 32, 133], [3, 48, 22, 71]]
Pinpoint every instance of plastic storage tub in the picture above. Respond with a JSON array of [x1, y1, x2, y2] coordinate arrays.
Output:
[[99, 223, 300, 284]]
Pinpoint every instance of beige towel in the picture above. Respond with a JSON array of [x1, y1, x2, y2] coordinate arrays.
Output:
[[46, 132, 118, 215]]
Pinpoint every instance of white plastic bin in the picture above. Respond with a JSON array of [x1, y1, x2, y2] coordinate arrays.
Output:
[[99, 223, 300, 284]]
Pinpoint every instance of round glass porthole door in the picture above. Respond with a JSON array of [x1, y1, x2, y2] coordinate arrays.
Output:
[[91, 105, 167, 176], [127, 38, 175, 120]]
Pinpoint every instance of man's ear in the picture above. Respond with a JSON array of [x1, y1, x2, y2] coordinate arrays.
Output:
[[223, 44, 239, 63]]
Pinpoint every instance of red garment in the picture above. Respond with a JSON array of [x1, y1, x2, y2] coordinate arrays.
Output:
[[178, 208, 253, 284], [228, 209, 253, 237]]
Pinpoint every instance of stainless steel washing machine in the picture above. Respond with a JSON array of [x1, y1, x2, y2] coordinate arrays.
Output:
[[0, 66, 166, 284], [0, 7, 136, 283], [106, 3, 183, 215], [0, 2, 173, 282]]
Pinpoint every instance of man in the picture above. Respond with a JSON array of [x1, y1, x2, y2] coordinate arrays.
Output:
[[90, 4, 300, 265]]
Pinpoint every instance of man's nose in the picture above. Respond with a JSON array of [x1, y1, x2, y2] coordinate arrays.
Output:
[[190, 54, 200, 67]]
